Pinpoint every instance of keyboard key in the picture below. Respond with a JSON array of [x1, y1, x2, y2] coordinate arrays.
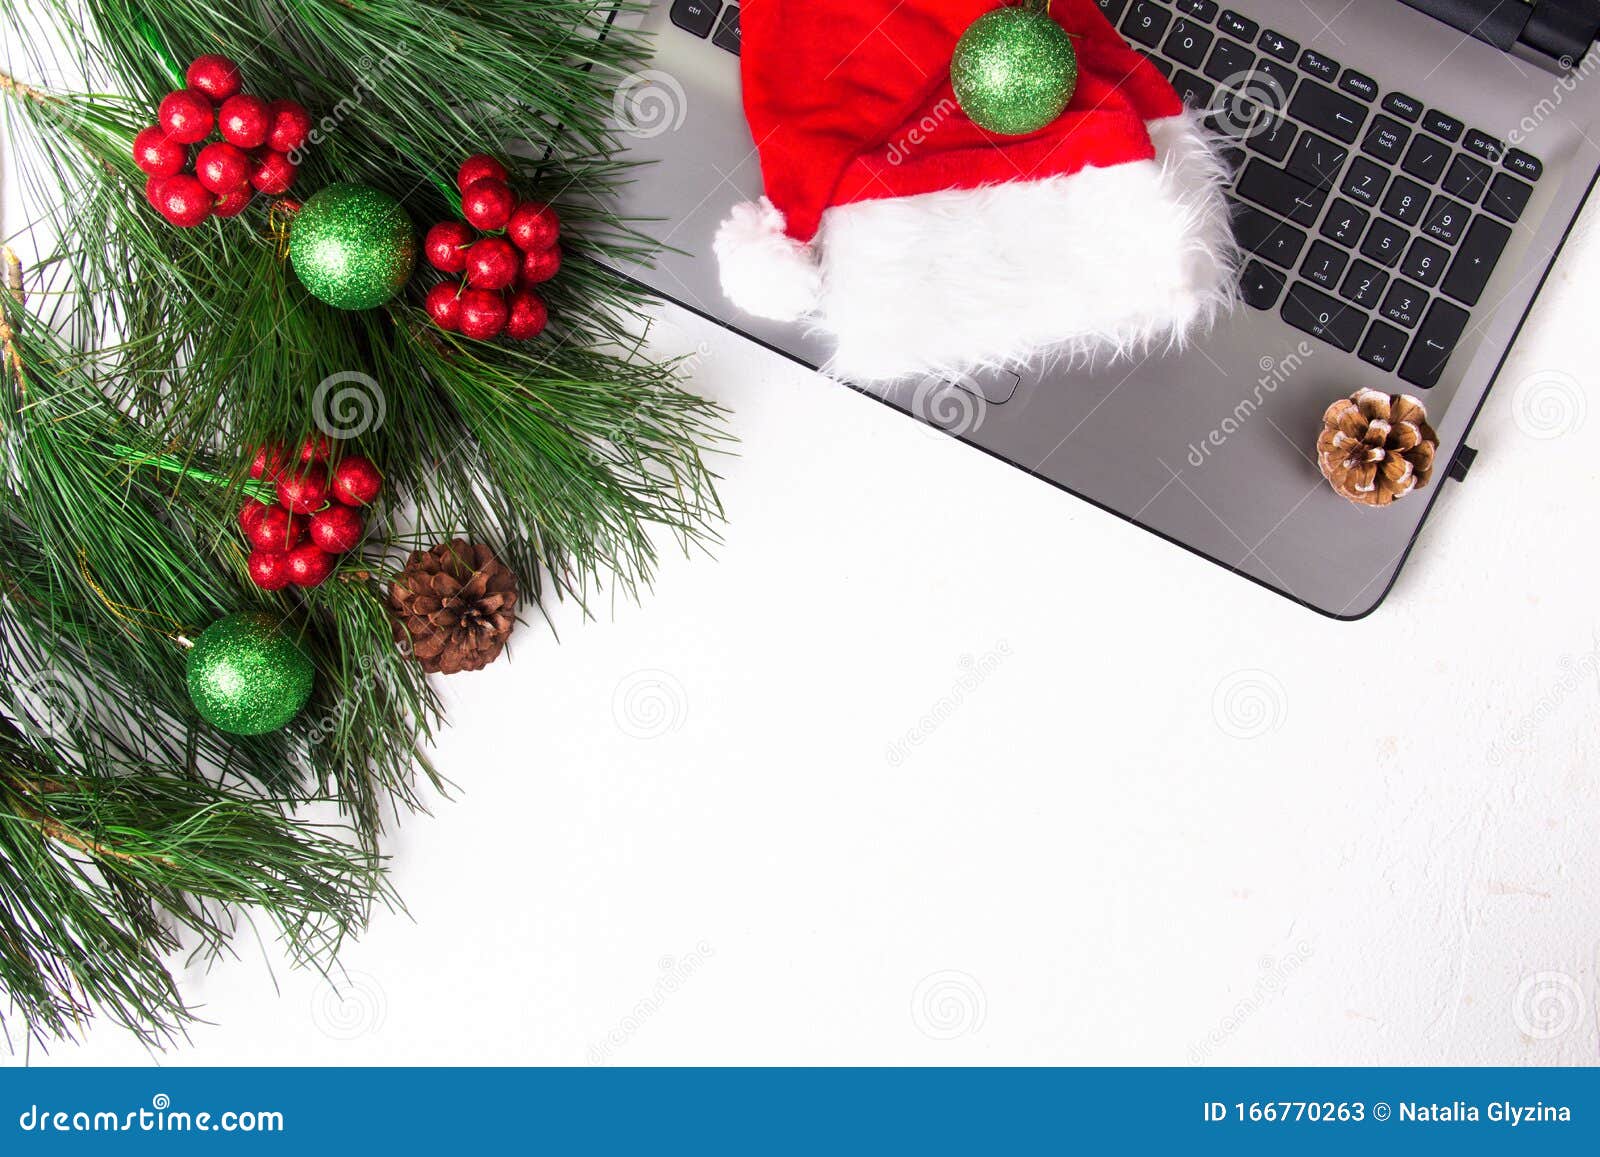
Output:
[[713, 5, 741, 53], [1421, 109, 1464, 142], [1382, 92, 1424, 122], [1361, 218, 1408, 267], [1228, 200, 1308, 267], [1359, 319, 1409, 370], [1219, 145, 1247, 175], [1286, 132, 1348, 189], [669, 0, 720, 38], [1204, 37, 1255, 83], [1381, 176, 1428, 225], [1258, 29, 1298, 62], [1361, 115, 1410, 163], [1289, 81, 1367, 143], [1143, 53, 1175, 78], [1176, 0, 1220, 19], [1300, 240, 1349, 288], [1401, 135, 1449, 184], [1485, 173, 1533, 222], [1245, 114, 1296, 161], [1320, 198, 1370, 246], [1239, 259, 1287, 309], [1380, 280, 1428, 328], [1422, 195, 1470, 243], [1440, 215, 1512, 305], [1254, 58, 1297, 102], [1340, 259, 1390, 307], [1441, 153, 1492, 203], [1095, 0, 1131, 23], [1282, 281, 1367, 351], [1298, 49, 1340, 82], [1341, 156, 1390, 207], [1164, 20, 1214, 67], [1462, 129, 1504, 163], [1399, 298, 1471, 388], [1339, 70, 1378, 102], [1219, 10, 1258, 40], [1237, 159, 1327, 225], [1401, 236, 1450, 287], [1122, 1, 1172, 47], [1170, 69, 1215, 108], [1504, 148, 1543, 181]]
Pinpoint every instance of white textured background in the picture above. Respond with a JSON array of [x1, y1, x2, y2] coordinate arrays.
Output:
[[4, 136, 1599, 1071]]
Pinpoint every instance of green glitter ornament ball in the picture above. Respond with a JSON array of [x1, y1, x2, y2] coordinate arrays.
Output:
[[288, 183, 417, 310], [185, 612, 315, 736], [951, 7, 1079, 136]]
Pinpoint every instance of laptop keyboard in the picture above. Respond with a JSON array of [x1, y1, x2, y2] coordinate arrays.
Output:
[[671, 0, 1541, 391]]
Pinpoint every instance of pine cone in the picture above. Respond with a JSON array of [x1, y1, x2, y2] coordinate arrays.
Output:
[[1317, 388, 1439, 507], [388, 540, 518, 674]]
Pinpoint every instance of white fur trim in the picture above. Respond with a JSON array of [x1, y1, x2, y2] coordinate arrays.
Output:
[[713, 197, 823, 322], [787, 111, 1239, 383]]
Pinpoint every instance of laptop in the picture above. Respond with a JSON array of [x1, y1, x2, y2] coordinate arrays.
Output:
[[598, 0, 1600, 618]]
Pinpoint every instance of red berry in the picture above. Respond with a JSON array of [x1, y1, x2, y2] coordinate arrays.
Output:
[[248, 548, 294, 591], [505, 289, 549, 340], [264, 99, 312, 155], [238, 500, 271, 535], [330, 455, 383, 506], [144, 176, 163, 205], [285, 543, 335, 588], [132, 126, 186, 177], [249, 150, 296, 195], [158, 89, 213, 143], [213, 185, 253, 217], [275, 463, 330, 514], [464, 237, 520, 291], [456, 153, 508, 191], [249, 442, 290, 480], [195, 141, 250, 193], [457, 289, 509, 340], [309, 504, 364, 553], [518, 244, 561, 286], [507, 201, 560, 252], [423, 221, 474, 273], [185, 55, 242, 102], [153, 174, 214, 227], [218, 94, 270, 148], [244, 504, 305, 551], [461, 179, 514, 231], [425, 281, 463, 331], [298, 433, 334, 463]]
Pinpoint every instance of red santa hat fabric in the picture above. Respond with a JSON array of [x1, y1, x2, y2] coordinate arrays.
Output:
[[714, 0, 1239, 383]]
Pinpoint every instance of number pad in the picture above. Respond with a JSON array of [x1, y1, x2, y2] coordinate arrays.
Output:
[[1381, 176, 1428, 226], [1401, 237, 1449, 288], [1320, 198, 1370, 246], [1339, 259, 1389, 308]]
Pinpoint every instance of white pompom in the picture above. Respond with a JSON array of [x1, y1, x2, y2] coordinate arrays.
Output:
[[713, 198, 821, 322]]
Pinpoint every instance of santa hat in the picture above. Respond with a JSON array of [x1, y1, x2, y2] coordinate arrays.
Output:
[[714, 0, 1239, 384]]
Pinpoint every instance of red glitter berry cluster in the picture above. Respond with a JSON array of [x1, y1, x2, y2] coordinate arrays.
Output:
[[238, 435, 382, 591], [132, 54, 311, 228], [421, 154, 561, 341]]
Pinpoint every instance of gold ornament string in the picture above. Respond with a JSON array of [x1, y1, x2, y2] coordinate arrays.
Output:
[[76, 550, 196, 648]]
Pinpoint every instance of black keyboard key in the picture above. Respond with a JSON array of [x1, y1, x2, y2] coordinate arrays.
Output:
[[1258, 29, 1299, 62], [1122, 1, 1172, 47], [712, 4, 741, 53], [1401, 236, 1450, 287], [1299, 50, 1339, 82], [1253, 58, 1297, 103], [1341, 156, 1390, 207], [1170, 69, 1215, 108], [1286, 132, 1348, 189], [1339, 70, 1378, 102], [1504, 148, 1543, 181], [1399, 298, 1471, 388], [1382, 92, 1423, 123], [669, 0, 719, 38], [1229, 200, 1308, 267], [1463, 129, 1504, 163], [1359, 320, 1409, 371], [1164, 20, 1214, 67], [1289, 81, 1367, 143], [1176, 0, 1220, 19], [1381, 176, 1428, 225], [1361, 218, 1408, 267], [1422, 195, 1471, 243], [1441, 153, 1492, 203], [1440, 215, 1512, 305], [1245, 114, 1296, 161], [1321, 198, 1370, 246], [1421, 109, 1464, 142], [1240, 259, 1287, 309], [1143, 53, 1175, 78], [1485, 173, 1533, 223], [1237, 159, 1327, 225], [1204, 37, 1255, 84], [1340, 259, 1389, 307], [1380, 280, 1428, 328], [1361, 115, 1410, 163], [1401, 135, 1449, 184], [1219, 10, 1258, 40], [1300, 240, 1349, 288], [1282, 282, 1367, 351], [1220, 145, 1247, 175], [1095, 0, 1131, 23]]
